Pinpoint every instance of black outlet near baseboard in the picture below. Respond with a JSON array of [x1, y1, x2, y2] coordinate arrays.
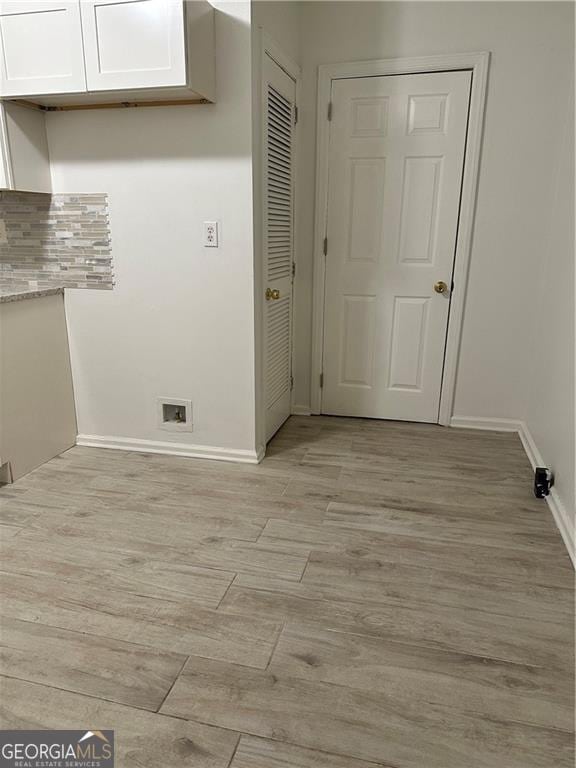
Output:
[[534, 467, 553, 498]]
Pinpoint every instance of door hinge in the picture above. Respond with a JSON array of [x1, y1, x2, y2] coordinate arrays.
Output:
[[451, 280, 455, 291], [320, 372, 324, 388], [294, 105, 298, 125], [323, 237, 328, 256], [290, 374, 294, 391], [327, 101, 333, 121], [292, 262, 296, 279]]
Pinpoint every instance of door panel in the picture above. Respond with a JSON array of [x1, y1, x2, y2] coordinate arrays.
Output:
[[339, 294, 376, 388], [80, 0, 186, 91], [347, 159, 386, 263], [397, 156, 442, 264], [263, 54, 296, 441], [322, 71, 471, 422], [0, 1, 86, 96], [387, 296, 429, 390]]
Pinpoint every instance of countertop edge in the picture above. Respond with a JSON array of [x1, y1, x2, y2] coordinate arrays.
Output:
[[0, 287, 65, 304]]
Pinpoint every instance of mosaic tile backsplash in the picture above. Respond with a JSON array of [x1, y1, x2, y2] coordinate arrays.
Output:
[[0, 191, 113, 290]]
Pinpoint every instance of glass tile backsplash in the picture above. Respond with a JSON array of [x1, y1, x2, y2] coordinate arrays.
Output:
[[0, 191, 113, 290]]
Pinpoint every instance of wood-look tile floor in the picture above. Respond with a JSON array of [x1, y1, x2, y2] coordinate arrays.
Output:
[[0, 416, 573, 767]]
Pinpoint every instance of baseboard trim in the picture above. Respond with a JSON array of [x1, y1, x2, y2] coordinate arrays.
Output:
[[450, 415, 523, 432], [291, 405, 312, 416], [518, 421, 575, 568], [452, 415, 574, 567], [76, 434, 261, 464]]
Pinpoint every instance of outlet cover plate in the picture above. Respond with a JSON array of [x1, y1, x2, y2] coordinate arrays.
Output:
[[203, 221, 219, 247]]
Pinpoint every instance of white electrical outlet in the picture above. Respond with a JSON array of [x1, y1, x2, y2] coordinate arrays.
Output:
[[0, 220, 8, 245], [203, 221, 219, 248]]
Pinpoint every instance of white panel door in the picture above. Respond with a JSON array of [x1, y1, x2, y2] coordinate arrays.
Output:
[[80, 0, 186, 91], [263, 54, 296, 441], [322, 71, 471, 422], [0, 1, 86, 96]]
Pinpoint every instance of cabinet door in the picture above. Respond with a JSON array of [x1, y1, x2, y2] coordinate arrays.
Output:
[[0, 1, 86, 96], [80, 0, 187, 91]]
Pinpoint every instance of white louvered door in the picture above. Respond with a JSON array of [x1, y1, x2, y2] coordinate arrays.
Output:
[[263, 54, 296, 441]]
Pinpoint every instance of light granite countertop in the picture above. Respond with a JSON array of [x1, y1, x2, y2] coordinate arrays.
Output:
[[0, 286, 64, 304]]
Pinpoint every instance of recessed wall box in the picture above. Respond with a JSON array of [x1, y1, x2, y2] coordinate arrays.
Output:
[[157, 397, 193, 432]]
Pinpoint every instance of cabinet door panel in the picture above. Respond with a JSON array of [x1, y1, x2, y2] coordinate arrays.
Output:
[[81, 0, 186, 91], [0, 1, 86, 96]]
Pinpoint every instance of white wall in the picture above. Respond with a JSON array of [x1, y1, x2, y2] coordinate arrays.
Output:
[[47, 2, 259, 459], [525, 88, 575, 553], [251, 1, 300, 65], [293, 1, 573, 427]]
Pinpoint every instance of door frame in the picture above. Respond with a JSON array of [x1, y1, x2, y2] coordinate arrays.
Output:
[[254, 29, 300, 454], [310, 52, 490, 425]]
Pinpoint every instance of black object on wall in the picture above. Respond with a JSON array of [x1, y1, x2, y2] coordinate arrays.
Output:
[[534, 467, 554, 498]]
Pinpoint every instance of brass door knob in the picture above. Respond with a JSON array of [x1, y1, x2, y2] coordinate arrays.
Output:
[[434, 281, 449, 294], [266, 288, 280, 300]]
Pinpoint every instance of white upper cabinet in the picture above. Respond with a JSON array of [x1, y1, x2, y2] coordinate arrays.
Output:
[[80, 0, 187, 91], [0, 1, 86, 96], [0, 0, 214, 103]]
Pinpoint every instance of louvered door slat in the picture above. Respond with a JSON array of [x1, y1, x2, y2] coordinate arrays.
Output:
[[266, 297, 291, 403], [266, 83, 293, 284], [263, 55, 296, 441]]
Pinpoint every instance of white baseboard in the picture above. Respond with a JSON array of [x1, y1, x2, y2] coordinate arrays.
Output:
[[291, 405, 312, 416], [518, 421, 575, 568], [76, 434, 262, 464], [451, 415, 574, 567], [450, 415, 524, 432]]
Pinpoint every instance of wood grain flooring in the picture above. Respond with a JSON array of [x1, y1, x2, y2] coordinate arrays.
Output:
[[0, 416, 573, 767]]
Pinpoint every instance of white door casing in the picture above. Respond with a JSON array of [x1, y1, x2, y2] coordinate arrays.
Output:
[[321, 70, 471, 423], [263, 52, 296, 441], [0, 1, 86, 96], [80, 0, 186, 91]]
